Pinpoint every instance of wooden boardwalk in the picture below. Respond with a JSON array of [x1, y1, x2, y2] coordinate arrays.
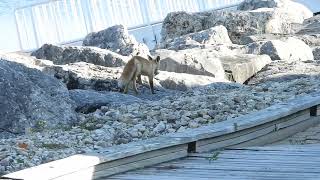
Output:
[[110, 144, 320, 180]]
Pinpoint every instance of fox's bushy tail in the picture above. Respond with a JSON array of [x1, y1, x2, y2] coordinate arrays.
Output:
[[118, 60, 137, 92]]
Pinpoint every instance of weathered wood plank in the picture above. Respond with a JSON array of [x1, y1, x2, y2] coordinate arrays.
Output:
[[2, 154, 101, 180], [90, 136, 190, 162], [110, 143, 320, 180], [151, 163, 320, 173], [93, 144, 187, 179], [191, 152, 320, 158], [111, 160, 320, 179], [120, 167, 320, 176], [54, 148, 187, 180], [230, 116, 320, 148], [186, 154, 320, 161], [196, 121, 274, 147], [196, 125, 275, 152], [195, 109, 311, 152], [94, 150, 186, 179], [276, 110, 310, 129], [110, 169, 320, 180], [94, 144, 187, 172], [235, 95, 320, 131], [165, 121, 235, 141], [110, 174, 251, 180], [156, 155, 320, 165], [158, 159, 320, 167], [190, 143, 320, 157], [229, 143, 320, 151], [110, 172, 320, 180]]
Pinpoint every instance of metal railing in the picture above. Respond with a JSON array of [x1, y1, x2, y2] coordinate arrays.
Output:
[[14, 0, 243, 51]]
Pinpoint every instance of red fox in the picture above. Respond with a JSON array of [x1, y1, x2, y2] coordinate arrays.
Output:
[[118, 55, 160, 94]]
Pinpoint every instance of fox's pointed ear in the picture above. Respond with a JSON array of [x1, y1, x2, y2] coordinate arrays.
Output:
[[147, 55, 153, 61], [156, 56, 160, 62]]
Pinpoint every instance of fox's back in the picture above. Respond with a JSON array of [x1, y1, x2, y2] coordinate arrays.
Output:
[[134, 56, 153, 75]]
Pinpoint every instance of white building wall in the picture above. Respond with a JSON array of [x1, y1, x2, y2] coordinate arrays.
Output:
[[14, 0, 243, 51]]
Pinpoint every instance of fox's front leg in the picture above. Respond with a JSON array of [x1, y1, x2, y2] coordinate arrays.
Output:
[[123, 83, 129, 94], [148, 76, 155, 94], [132, 78, 139, 95]]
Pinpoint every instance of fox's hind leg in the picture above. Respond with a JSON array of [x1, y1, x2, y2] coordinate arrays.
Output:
[[123, 82, 130, 94], [132, 80, 138, 95], [132, 72, 139, 95]]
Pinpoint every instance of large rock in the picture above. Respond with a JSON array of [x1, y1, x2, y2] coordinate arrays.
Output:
[[1, 52, 53, 70], [204, 9, 297, 43], [237, 0, 313, 22], [220, 54, 272, 83], [248, 60, 320, 84], [296, 15, 320, 35], [303, 14, 320, 25], [162, 1, 312, 43], [0, 57, 77, 135], [239, 33, 320, 46], [161, 11, 205, 42], [31, 44, 128, 67], [2, 52, 122, 92], [245, 37, 314, 61], [297, 34, 320, 47], [160, 25, 232, 50], [313, 47, 320, 60], [69, 89, 142, 113], [296, 15, 320, 46], [201, 44, 247, 55], [82, 25, 150, 57], [238, 0, 279, 10], [162, 9, 295, 43], [155, 71, 228, 91], [240, 32, 320, 48], [239, 14, 320, 47], [43, 62, 122, 91], [240, 34, 278, 45], [155, 47, 271, 84], [155, 48, 226, 79]]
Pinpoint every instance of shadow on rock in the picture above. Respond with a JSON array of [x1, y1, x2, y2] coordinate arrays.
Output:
[[69, 89, 143, 114]]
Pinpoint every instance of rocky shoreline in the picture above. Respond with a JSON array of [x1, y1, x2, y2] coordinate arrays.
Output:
[[1, 0, 320, 176]]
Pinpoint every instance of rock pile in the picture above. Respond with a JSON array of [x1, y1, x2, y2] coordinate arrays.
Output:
[[82, 25, 150, 57], [0, 57, 77, 136], [32, 44, 128, 67], [161, 0, 312, 43], [160, 25, 232, 50]]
